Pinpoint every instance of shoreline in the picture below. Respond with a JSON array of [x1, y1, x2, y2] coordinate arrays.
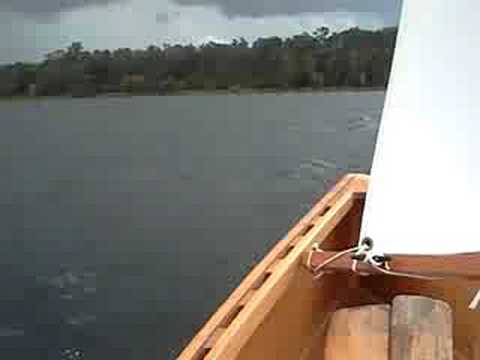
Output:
[[170, 86, 386, 96], [0, 87, 386, 102]]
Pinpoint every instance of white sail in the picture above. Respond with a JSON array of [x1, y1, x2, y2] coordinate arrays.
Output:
[[360, 0, 480, 255]]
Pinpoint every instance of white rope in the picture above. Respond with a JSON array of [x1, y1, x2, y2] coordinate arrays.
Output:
[[351, 259, 359, 273], [356, 243, 442, 281], [368, 260, 442, 281], [309, 241, 441, 281], [351, 259, 371, 277], [356, 238, 442, 281], [306, 243, 322, 270], [360, 242, 478, 311], [469, 289, 480, 310], [310, 244, 366, 280], [310, 238, 478, 311], [351, 242, 372, 276]]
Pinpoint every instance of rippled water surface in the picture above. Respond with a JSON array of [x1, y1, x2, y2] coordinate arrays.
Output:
[[0, 92, 384, 359]]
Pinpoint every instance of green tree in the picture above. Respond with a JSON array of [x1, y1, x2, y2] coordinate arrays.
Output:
[[1, 26, 398, 97], [314, 27, 330, 47], [67, 42, 84, 60]]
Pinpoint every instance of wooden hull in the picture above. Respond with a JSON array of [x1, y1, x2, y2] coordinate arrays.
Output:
[[179, 174, 480, 359]]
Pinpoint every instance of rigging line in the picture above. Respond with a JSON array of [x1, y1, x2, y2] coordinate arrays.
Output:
[[356, 237, 443, 281], [309, 241, 479, 311], [310, 244, 368, 280], [306, 243, 322, 271], [358, 247, 443, 281], [309, 243, 442, 281], [369, 260, 443, 281], [372, 260, 480, 311], [351, 259, 370, 276], [360, 248, 479, 311], [469, 289, 480, 310]]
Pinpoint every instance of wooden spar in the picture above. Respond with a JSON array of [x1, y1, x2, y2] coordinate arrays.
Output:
[[307, 251, 480, 280]]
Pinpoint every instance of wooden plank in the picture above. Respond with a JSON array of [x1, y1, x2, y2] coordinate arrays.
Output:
[[307, 251, 480, 280], [178, 174, 368, 359], [324, 305, 389, 360], [390, 295, 453, 360]]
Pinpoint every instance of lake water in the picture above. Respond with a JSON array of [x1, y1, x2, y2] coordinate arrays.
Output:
[[0, 92, 384, 359]]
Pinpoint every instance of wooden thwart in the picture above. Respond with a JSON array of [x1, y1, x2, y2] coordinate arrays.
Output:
[[324, 304, 390, 360], [324, 296, 453, 360], [390, 296, 453, 360]]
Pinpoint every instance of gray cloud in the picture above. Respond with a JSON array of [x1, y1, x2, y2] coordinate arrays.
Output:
[[0, 0, 126, 16], [0, 0, 402, 24], [173, 0, 402, 23]]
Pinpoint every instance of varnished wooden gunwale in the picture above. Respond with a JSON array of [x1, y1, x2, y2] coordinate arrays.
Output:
[[237, 197, 369, 360], [178, 174, 369, 359]]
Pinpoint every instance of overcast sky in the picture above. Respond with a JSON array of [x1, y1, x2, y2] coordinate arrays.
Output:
[[1, 0, 402, 64]]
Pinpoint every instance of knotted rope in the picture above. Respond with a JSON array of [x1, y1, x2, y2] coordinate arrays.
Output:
[[308, 238, 441, 281], [308, 237, 480, 310]]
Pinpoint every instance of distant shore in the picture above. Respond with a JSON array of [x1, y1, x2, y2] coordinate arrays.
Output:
[[0, 86, 386, 102], [0, 27, 396, 103], [170, 86, 386, 96]]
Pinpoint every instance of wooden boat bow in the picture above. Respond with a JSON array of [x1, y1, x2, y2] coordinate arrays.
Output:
[[179, 174, 480, 359]]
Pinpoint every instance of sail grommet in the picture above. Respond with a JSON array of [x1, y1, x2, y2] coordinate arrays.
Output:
[[351, 238, 375, 276], [351, 237, 374, 264], [352, 237, 393, 273], [371, 254, 392, 267], [360, 237, 374, 251]]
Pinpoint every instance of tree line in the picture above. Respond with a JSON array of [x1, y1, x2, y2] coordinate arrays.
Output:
[[0, 27, 397, 97]]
